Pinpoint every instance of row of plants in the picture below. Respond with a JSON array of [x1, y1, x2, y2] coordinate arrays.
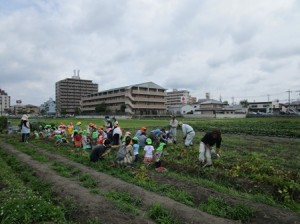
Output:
[[190, 117, 300, 137], [164, 132, 300, 211], [3, 134, 260, 223], [10, 117, 300, 138], [2, 117, 300, 221], [0, 149, 69, 223], [0, 137, 181, 224]]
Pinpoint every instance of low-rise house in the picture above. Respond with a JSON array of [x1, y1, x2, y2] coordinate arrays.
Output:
[[195, 99, 226, 115]]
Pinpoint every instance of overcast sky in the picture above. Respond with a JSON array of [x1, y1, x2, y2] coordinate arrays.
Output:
[[1, 0, 300, 106]]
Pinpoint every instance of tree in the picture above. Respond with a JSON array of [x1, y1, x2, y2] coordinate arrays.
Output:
[[74, 107, 81, 115], [120, 104, 126, 112], [95, 103, 106, 113], [240, 99, 249, 108], [61, 109, 67, 115], [223, 101, 229, 105]]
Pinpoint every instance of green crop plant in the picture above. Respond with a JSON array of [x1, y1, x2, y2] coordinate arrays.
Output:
[[52, 161, 81, 178], [199, 196, 254, 223], [148, 203, 179, 224], [105, 190, 142, 215], [0, 150, 67, 223]]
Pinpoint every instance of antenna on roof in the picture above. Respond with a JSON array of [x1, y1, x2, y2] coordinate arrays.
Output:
[[72, 69, 80, 79]]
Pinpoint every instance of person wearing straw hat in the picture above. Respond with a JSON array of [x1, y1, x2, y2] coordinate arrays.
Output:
[[20, 114, 30, 143]]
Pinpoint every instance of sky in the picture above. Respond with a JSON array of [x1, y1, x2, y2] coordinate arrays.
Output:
[[0, 0, 300, 106]]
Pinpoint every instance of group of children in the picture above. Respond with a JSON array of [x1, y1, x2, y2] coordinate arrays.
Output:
[[31, 118, 169, 170], [30, 115, 222, 169], [113, 132, 167, 171]]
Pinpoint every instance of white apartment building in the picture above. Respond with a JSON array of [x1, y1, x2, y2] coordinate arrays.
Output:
[[81, 82, 166, 115], [166, 89, 190, 107], [40, 98, 56, 115], [0, 89, 11, 115]]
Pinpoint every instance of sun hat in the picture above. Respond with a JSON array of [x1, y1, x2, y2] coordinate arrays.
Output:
[[146, 138, 152, 145], [125, 131, 131, 136], [21, 114, 28, 120], [132, 136, 139, 142]]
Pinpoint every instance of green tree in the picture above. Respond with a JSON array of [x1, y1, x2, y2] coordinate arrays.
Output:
[[95, 102, 106, 113], [120, 104, 126, 112], [240, 99, 249, 108], [74, 107, 81, 115], [60, 109, 67, 115]]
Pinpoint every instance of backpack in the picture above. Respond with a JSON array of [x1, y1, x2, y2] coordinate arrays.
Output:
[[116, 144, 127, 161]]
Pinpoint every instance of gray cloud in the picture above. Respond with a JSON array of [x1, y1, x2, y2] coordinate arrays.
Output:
[[0, 0, 299, 105]]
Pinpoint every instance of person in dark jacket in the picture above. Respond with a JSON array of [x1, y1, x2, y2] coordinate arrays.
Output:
[[199, 129, 222, 167], [90, 139, 111, 162]]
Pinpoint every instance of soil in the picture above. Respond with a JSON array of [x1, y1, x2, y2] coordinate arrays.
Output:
[[0, 142, 236, 224], [1, 137, 300, 224]]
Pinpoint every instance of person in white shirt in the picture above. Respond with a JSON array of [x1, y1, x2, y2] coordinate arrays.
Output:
[[178, 122, 195, 147], [112, 122, 122, 145], [169, 115, 178, 144]]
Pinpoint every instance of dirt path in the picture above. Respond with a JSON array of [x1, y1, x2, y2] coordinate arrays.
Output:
[[150, 173, 300, 224], [0, 142, 152, 224], [0, 142, 236, 224], [28, 142, 300, 223]]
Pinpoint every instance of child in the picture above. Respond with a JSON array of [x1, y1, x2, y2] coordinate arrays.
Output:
[[132, 137, 139, 162], [116, 136, 134, 167], [82, 130, 91, 150], [155, 142, 166, 168], [54, 132, 68, 145], [143, 138, 155, 164], [67, 122, 74, 136], [74, 131, 82, 148], [92, 127, 99, 146]]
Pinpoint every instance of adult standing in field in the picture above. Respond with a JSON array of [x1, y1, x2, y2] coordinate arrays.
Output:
[[199, 129, 222, 168], [112, 121, 122, 145], [90, 139, 111, 162], [104, 116, 113, 129], [178, 122, 195, 147], [20, 114, 30, 143], [169, 115, 178, 144]]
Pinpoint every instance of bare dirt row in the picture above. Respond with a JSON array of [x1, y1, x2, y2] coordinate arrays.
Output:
[[0, 142, 236, 224]]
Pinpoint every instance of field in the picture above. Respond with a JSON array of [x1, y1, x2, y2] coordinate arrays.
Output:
[[1, 117, 300, 223]]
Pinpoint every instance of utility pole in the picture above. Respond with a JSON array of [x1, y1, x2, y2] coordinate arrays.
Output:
[[286, 89, 292, 108]]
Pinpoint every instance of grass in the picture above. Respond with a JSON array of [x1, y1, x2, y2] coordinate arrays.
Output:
[[148, 203, 179, 224], [200, 196, 254, 223], [0, 149, 69, 224], [105, 190, 142, 215], [2, 116, 300, 222]]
